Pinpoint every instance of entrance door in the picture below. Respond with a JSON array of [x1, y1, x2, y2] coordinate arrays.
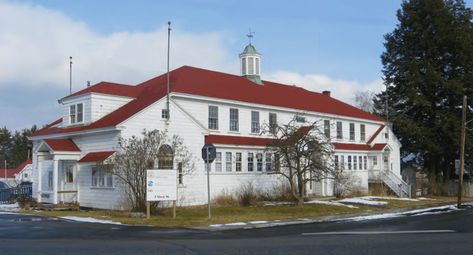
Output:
[[61, 161, 77, 203]]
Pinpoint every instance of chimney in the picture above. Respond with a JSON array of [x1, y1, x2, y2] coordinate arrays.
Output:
[[322, 90, 331, 97], [87, 81, 91, 87]]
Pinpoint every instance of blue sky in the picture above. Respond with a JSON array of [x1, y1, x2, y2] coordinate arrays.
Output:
[[1, 0, 471, 131]]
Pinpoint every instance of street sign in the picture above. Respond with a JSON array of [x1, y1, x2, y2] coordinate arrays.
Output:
[[146, 169, 177, 201], [201, 144, 216, 164]]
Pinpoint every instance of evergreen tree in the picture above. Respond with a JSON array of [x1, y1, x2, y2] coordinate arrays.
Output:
[[10, 125, 36, 167], [374, 0, 473, 182]]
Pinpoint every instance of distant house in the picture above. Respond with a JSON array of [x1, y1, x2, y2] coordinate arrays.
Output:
[[29, 43, 406, 210], [14, 159, 32, 183]]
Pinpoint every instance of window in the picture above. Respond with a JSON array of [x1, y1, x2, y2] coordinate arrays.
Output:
[[69, 103, 83, 124], [248, 153, 254, 172], [348, 156, 352, 170], [349, 123, 355, 141], [274, 153, 280, 172], [226, 152, 232, 172], [360, 124, 366, 141], [256, 153, 263, 171], [359, 156, 363, 170], [65, 165, 73, 183], [251, 111, 260, 133], [340, 155, 345, 170], [336, 121, 343, 139], [324, 120, 330, 138], [242, 57, 246, 74], [353, 156, 357, 170], [215, 152, 222, 172], [255, 58, 260, 74], [208, 106, 219, 130], [335, 155, 339, 170], [364, 156, 368, 169], [178, 162, 183, 184], [91, 165, 113, 187], [229, 108, 239, 131], [161, 109, 169, 119], [248, 57, 254, 75], [158, 145, 174, 169], [48, 171, 53, 189], [236, 153, 242, 172], [372, 156, 378, 166], [269, 113, 277, 133], [265, 153, 272, 171], [296, 115, 306, 123]]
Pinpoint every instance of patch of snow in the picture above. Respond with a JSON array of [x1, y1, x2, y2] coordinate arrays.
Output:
[[223, 222, 247, 226], [0, 203, 20, 212], [339, 198, 388, 206], [209, 224, 223, 228], [417, 197, 435, 201], [361, 196, 419, 202], [60, 216, 123, 225], [305, 200, 358, 208], [248, 220, 269, 224], [262, 201, 293, 206]]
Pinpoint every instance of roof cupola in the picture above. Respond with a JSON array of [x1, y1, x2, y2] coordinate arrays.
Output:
[[239, 31, 262, 85]]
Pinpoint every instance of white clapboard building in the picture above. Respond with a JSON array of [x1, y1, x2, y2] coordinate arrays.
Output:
[[30, 43, 406, 209]]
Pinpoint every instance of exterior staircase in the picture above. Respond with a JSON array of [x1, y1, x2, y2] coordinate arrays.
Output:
[[380, 171, 411, 198]]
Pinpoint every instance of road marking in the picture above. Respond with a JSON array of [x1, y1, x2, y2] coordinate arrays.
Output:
[[301, 230, 456, 236]]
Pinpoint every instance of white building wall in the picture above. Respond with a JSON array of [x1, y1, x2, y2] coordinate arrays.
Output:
[[90, 94, 133, 122]]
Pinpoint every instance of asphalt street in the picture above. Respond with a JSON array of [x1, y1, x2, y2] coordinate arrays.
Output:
[[1, 206, 473, 255]]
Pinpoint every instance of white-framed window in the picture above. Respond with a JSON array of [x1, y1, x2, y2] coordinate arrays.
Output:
[[248, 153, 254, 172], [69, 103, 83, 124], [296, 115, 306, 123], [336, 121, 343, 139], [91, 165, 113, 188], [215, 152, 222, 172], [256, 153, 263, 171], [251, 111, 260, 133], [255, 58, 260, 75], [248, 57, 254, 75], [269, 113, 277, 133], [335, 155, 339, 170], [208, 106, 218, 130], [348, 156, 352, 170], [364, 156, 368, 169], [225, 152, 232, 172], [349, 123, 355, 141], [360, 124, 366, 141], [236, 153, 242, 172], [324, 120, 330, 138], [161, 109, 169, 119], [230, 108, 239, 132], [359, 156, 363, 170], [241, 57, 246, 74], [265, 153, 272, 171], [353, 156, 357, 170], [65, 165, 73, 183]]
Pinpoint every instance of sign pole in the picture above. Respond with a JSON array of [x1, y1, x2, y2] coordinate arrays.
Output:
[[146, 201, 150, 220], [206, 147, 211, 221]]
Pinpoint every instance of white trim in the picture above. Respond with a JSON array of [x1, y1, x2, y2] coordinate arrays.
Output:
[[59, 91, 135, 104], [30, 127, 119, 141]]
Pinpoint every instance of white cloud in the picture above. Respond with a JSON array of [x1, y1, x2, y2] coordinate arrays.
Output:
[[0, 1, 238, 90], [265, 70, 384, 104]]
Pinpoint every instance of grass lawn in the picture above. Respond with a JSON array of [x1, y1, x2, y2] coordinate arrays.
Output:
[[27, 196, 471, 228]]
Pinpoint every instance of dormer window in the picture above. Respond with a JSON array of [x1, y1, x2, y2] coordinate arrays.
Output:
[[70, 103, 83, 124]]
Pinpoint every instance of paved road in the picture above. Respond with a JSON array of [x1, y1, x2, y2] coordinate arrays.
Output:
[[1, 206, 473, 255]]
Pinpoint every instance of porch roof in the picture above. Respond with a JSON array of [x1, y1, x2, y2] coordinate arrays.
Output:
[[44, 139, 80, 152], [78, 151, 115, 163], [333, 143, 387, 151]]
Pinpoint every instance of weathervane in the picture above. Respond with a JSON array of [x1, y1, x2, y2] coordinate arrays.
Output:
[[247, 29, 255, 44]]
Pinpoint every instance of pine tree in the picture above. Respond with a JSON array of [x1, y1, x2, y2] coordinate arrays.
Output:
[[374, 0, 473, 182]]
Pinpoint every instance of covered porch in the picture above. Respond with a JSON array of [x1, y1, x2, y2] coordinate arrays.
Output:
[[35, 139, 81, 204]]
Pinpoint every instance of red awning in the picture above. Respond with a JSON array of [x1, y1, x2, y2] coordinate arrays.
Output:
[[78, 151, 115, 163], [44, 139, 80, 152]]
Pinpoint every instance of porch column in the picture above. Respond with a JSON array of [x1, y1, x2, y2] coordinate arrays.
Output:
[[52, 159, 59, 204], [36, 154, 42, 203]]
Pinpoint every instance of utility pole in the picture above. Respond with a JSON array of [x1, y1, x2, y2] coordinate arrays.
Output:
[[458, 95, 467, 208], [166, 21, 171, 119]]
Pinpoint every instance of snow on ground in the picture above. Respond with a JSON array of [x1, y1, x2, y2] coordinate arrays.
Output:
[[263, 201, 293, 206], [0, 203, 20, 212], [305, 200, 359, 208], [60, 216, 123, 225], [361, 196, 420, 202], [339, 198, 388, 206]]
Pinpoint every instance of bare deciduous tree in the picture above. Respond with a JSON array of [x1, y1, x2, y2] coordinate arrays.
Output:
[[109, 130, 194, 212], [353, 91, 375, 113], [264, 117, 335, 206]]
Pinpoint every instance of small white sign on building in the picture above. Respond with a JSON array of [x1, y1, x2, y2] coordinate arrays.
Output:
[[146, 169, 177, 201]]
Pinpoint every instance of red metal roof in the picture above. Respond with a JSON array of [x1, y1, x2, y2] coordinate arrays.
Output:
[[44, 139, 80, 152], [205, 135, 274, 147], [16, 160, 32, 172], [78, 151, 115, 163], [0, 169, 20, 179], [333, 143, 387, 151], [32, 66, 385, 137]]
